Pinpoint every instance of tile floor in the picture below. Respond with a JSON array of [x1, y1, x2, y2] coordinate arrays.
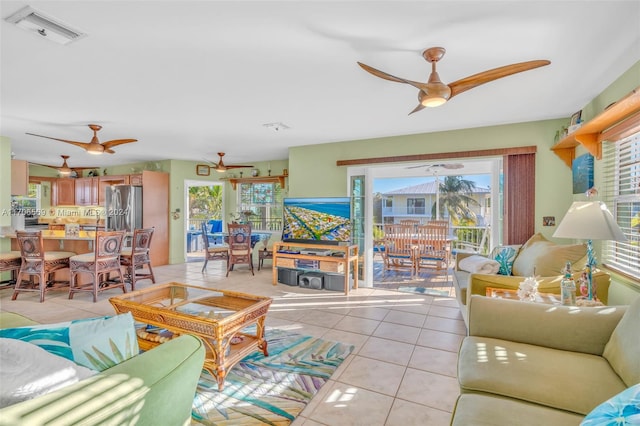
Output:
[[0, 260, 466, 426]]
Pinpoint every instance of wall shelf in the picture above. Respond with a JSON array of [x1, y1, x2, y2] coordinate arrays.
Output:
[[227, 175, 286, 190], [551, 87, 640, 167]]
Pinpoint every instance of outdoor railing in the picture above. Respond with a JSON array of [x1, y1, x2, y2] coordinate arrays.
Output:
[[373, 223, 490, 255]]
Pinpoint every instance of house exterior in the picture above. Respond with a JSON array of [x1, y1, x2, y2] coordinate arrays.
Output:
[[381, 180, 491, 225]]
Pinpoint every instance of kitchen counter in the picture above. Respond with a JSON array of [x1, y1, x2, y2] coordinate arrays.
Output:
[[0, 227, 97, 241]]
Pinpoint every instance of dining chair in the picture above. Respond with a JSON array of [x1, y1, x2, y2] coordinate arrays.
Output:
[[381, 224, 416, 277], [415, 223, 450, 277], [68, 230, 126, 302], [12, 231, 76, 303], [120, 227, 156, 290], [226, 223, 254, 276], [201, 221, 228, 273], [257, 238, 273, 271], [0, 251, 21, 288]]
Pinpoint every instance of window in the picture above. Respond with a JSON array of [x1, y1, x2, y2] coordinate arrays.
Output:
[[406, 198, 425, 215], [237, 182, 283, 230], [601, 132, 640, 280]]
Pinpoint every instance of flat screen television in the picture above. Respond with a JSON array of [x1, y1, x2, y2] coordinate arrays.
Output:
[[282, 197, 351, 244]]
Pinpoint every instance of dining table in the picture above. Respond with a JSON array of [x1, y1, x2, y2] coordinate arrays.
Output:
[[208, 232, 272, 249]]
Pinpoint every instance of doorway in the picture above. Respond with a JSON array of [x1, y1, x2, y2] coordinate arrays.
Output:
[[184, 180, 224, 261], [349, 158, 502, 288]]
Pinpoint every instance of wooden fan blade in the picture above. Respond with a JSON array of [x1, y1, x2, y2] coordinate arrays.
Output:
[[357, 62, 425, 90], [102, 139, 138, 150], [26, 133, 90, 149], [448, 60, 550, 98], [408, 103, 425, 115], [225, 165, 254, 169]]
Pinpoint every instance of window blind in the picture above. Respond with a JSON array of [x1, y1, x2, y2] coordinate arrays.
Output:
[[601, 133, 640, 279]]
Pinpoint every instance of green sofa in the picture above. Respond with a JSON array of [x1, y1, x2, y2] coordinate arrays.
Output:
[[450, 295, 639, 425], [453, 233, 611, 326], [0, 312, 205, 426]]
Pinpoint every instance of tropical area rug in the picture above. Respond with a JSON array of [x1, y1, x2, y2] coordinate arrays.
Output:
[[192, 329, 354, 425]]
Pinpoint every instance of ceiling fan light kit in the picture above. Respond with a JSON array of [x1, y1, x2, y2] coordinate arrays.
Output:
[[358, 46, 550, 114]]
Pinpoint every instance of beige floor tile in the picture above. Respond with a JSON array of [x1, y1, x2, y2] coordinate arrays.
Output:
[[396, 368, 459, 412], [333, 315, 380, 335], [416, 328, 464, 353], [307, 381, 395, 426], [336, 355, 405, 396], [373, 322, 421, 344], [423, 315, 467, 335], [408, 346, 458, 377], [383, 310, 426, 328], [425, 304, 463, 321], [385, 398, 452, 426], [358, 336, 415, 366], [297, 309, 345, 328], [346, 306, 390, 321]]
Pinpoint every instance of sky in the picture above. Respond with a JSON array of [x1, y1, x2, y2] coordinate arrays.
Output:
[[374, 174, 492, 194]]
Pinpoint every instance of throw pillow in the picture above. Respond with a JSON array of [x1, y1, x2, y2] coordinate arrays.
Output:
[[0, 338, 96, 408], [511, 233, 587, 277], [0, 313, 139, 372], [581, 383, 640, 425], [490, 246, 519, 275]]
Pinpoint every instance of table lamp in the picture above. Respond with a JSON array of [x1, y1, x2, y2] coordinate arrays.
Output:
[[553, 200, 627, 301]]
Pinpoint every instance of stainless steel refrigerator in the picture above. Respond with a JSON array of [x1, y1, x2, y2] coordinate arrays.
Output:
[[105, 185, 143, 232]]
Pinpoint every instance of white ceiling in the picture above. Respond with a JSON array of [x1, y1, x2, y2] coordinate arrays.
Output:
[[2, 1, 639, 170]]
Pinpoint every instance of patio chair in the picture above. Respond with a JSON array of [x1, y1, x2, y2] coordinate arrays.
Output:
[[382, 224, 416, 277], [415, 223, 450, 277]]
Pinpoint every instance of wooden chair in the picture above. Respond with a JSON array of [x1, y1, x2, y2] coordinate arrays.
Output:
[[120, 227, 156, 290], [226, 223, 254, 276], [415, 223, 450, 277], [399, 219, 421, 232], [68, 230, 126, 302], [201, 221, 228, 273], [257, 238, 273, 271], [12, 231, 76, 303], [382, 224, 416, 277], [0, 251, 21, 288]]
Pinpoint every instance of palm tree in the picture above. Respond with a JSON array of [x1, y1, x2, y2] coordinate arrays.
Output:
[[189, 185, 223, 220], [432, 176, 479, 224]]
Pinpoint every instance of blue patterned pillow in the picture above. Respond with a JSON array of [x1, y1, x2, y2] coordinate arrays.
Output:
[[490, 246, 519, 275], [582, 384, 640, 425], [0, 313, 138, 371]]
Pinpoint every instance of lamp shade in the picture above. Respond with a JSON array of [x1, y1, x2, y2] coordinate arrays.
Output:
[[553, 201, 627, 241]]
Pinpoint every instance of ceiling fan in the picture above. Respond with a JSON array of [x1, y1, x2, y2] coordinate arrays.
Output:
[[358, 47, 550, 114], [31, 155, 97, 176], [26, 124, 137, 155], [406, 163, 464, 170], [205, 152, 254, 173]]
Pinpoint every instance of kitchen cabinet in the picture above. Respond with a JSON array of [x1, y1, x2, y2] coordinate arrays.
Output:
[[98, 175, 129, 205], [11, 159, 28, 196], [52, 179, 75, 206], [75, 177, 98, 206]]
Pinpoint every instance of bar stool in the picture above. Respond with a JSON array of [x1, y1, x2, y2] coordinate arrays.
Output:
[[120, 227, 156, 291], [68, 230, 126, 302], [0, 251, 22, 288], [12, 231, 76, 303]]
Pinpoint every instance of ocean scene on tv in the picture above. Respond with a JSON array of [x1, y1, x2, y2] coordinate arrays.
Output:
[[282, 197, 351, 242]]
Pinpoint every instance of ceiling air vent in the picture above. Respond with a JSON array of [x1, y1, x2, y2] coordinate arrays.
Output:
[[4, 6, 86, 45]]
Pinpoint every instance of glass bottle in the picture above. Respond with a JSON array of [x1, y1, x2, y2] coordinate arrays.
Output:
[[561, 262, 576, 306]]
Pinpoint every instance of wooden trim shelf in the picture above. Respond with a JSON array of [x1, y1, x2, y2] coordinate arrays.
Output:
[[227, 175, 286, 190], [551, 87, 640, 167]]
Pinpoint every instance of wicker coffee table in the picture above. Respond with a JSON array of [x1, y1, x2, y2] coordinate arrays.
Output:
[[110, 282, 272, 390]]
